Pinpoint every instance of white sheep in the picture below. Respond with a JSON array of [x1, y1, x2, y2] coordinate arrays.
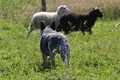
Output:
[[27, 5, 70, 39]]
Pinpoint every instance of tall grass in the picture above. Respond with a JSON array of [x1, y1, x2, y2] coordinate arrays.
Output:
[[0, 0, 120, 80]]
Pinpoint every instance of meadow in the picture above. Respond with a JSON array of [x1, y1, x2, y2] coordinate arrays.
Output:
[[0, 0, 120, 80]]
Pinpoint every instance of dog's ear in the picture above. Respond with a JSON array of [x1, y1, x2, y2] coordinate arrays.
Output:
[[51, 21, 55, 30], [41, 22, 45, 30]]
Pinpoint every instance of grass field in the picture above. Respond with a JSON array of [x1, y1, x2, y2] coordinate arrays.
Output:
[[0, 0, 120, 80]]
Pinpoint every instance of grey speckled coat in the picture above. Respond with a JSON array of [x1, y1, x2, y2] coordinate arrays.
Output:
[[40, 22, 70, 66]]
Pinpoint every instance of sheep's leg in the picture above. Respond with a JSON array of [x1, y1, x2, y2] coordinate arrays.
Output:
[[87, 28, 92, 35], [68, 21, 73, 31], [74, 21, 80, 31], [74, 20, 81, 31], [89, 30, 92, 35], [81, 29, 85, 35], [62, 25, 68, 34], [26, 27, 34, 39], [57, 24, 62, 32], [80, 25, 86, 35], [64, 28, 69, 34], [82, 31, 85, 35], [87, 26, 93, 35], [63, 23, 69, 34], [69, 22, 75, 31]]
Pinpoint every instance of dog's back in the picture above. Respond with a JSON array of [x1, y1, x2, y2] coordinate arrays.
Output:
[[41, 32, 69, 54]]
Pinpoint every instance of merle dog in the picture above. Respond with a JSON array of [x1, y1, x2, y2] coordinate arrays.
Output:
[[40, 21, 70, 67]]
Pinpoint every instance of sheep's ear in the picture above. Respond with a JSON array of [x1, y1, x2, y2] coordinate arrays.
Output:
[[51, 21, 55, 30], [93, 7, 98, 10], [41, 22, 45, 30]]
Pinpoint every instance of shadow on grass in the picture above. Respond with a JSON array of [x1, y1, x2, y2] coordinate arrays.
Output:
[[33, 62, 58, 73]]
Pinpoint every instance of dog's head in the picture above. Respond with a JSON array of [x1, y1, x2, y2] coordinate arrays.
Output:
[[41, 21, 56, 36]]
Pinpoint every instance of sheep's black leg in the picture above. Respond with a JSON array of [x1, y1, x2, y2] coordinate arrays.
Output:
[[81, 31, 85, 35], [86, 26, 93, 35], [56, 24, 62, 32], [89, 29, 92, 35], [64, 27, 69, 34], [74, 20, 80, 31], [63, 23, 70, 34], [80, 25, 86, 35]]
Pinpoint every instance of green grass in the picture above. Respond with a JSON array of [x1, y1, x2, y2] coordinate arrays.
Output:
[[0, 0, 120, 80], [0, 19, 120, 80]]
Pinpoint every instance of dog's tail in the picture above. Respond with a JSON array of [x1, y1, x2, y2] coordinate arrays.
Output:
[[59, 42, 70, 66]]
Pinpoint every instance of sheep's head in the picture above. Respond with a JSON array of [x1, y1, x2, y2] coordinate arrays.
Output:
[[57, 5, 70, 16], [90, 7, 103, 18]]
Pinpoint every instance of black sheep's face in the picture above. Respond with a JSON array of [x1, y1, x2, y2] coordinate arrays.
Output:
[[94, 8, 103, 18]]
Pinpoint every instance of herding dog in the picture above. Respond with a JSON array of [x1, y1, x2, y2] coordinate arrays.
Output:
[[40, 21, 70, 67]]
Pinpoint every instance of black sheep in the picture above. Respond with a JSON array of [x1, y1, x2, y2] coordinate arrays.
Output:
[[57, 8, 103, 35]]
